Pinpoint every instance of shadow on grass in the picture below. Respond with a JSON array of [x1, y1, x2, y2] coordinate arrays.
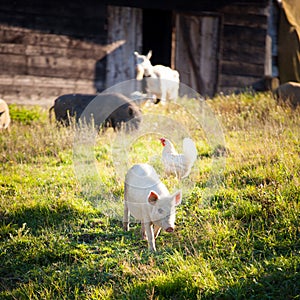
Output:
[[121, 260, 300, 300], [0, 201, 149, 296], [208, 267, 300, 300], [0, 204, 83, 236]]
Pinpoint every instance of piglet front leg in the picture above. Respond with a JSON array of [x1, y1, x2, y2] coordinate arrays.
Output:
[[153, 224, 161, 239], [143, 222, 156, 251], [123, 200, 130, 231]]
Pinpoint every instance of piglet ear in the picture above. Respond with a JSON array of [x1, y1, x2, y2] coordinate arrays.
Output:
[[173, 190, 182, 206], [148, 190, 159, 205], [147, 50, 152, 59]]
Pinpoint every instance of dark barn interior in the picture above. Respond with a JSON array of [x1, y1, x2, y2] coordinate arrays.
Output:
[[142, 9, 173, 67]]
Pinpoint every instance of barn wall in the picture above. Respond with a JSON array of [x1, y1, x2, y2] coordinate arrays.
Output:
[[0, 0, 112, 106], [218, 3, 270, 93], [0, 0, 275, 104]]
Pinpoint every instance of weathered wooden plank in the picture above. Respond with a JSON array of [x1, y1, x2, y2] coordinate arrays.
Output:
[[0, 0, 108, 105], [175, 13, 220, 97], [0, 74, 94, 88], [0, 74, 97, 106], [223, 13, 268, 29], [175, 14, 203, 94], [105, 0, 269, 12], [220, 3, 269, 15], [0, 0, 105, 19], [25, 44, 107, 59], [219, 74, 262, 88], [0, 84, 93, 97], [0, 25, 106, 48], [0, 18, 106, 41], [33, 15, 105, 37], [0, 43, 26, 55], [106, 6, 142, 88], [0, 84, 70, 97], [221, 61, 265, 77], [1, 87, 77, 107], [0, 29, 123, 75], [28, 45, 107, 60], [0, 54, 27, 73], [222, 25, 267, 48], [0, 53, 98, 79], [223, 25, 267, 42], [0, 6, 106, 37], [27, 56, 96, 79], [222, 45, 266, 64], [24, 67, 94, 80]]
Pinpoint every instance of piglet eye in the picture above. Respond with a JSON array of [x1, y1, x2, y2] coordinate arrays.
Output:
[[158, 208, 164, 214]]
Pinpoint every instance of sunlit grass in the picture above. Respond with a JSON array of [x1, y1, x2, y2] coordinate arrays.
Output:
[[0, 92, 299, 299]]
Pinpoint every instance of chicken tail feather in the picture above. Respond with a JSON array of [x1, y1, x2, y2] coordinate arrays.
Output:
[[183, 138, 198, 168]]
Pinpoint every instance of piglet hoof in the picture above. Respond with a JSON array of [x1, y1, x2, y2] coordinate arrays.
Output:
[[149, 246, 156, 252], [141, 231, 147, 241], [123, 222, 129, 231]]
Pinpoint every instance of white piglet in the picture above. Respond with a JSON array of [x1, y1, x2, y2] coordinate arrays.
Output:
[[123, 163, 182, 251]]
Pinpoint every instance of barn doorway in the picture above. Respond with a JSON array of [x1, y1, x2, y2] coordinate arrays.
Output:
[[142, 9, 173, 67], [142, 9, 221, 97], [106, 6, 220, 97]]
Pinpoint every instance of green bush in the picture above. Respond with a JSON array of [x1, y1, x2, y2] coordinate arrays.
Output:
[[9, 104, 43, 125]]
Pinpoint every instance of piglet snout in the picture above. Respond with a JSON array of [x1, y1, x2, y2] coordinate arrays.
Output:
[[166, 227, 174, 233]]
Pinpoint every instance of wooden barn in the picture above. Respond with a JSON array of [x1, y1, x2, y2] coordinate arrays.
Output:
[[0, 0, 298, 106]]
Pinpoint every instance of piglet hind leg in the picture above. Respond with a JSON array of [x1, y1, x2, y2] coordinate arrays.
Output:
[[141, 223, 147, 240]]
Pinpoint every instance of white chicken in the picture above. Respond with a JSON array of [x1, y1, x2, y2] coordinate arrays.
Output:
[[160, 137, 198, 179]]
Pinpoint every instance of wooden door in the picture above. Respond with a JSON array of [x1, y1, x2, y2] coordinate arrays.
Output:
[[106, 6, 142, 89], [175, 13, 220, 98]]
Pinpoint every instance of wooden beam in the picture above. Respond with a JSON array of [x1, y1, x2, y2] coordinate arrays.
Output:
[[221, 61, 265, 77]]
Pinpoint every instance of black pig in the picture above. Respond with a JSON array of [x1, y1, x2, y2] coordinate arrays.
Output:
[[49, 93, 142, 131]]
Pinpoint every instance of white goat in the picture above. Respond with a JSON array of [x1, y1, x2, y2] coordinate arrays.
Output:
[[134, 51, 179, 104], [0, 99, 11, 130]]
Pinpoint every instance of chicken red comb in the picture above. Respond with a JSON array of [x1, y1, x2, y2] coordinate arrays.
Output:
[[159, 138, 166, 146]]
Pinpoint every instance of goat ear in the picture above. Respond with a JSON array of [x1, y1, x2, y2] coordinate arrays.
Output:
[[133, 51, 139, 57], [147, 50, 152, 59], [173, 190, 182, 206], [148, 190, 159, 205]]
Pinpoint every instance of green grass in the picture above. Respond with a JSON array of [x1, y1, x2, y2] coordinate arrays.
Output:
[[0, 93, 299, 299]]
